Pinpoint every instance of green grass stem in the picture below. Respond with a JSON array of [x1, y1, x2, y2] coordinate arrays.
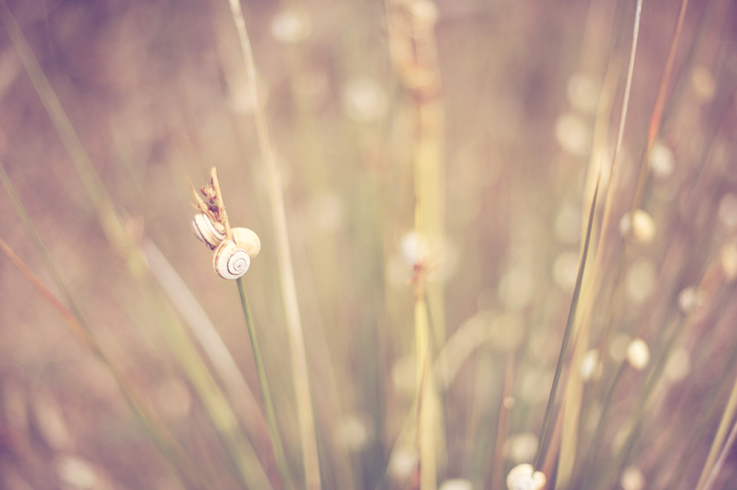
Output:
[[533, 176, 600, 470], [226, 1, 322, 488], [237, 277, 294, 490], [0, 5, 273, 487], [142, 240, 268, 439]]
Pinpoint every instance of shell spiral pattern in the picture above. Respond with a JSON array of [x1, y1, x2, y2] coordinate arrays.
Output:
[[213, 240, 251, 279], [193, 213, 226, 250]]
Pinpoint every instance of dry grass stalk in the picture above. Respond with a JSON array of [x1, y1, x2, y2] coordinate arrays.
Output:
[[387, 1, 446, 488]]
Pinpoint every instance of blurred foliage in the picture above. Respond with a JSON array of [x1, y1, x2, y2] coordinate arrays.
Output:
[[0, 0, 736, 489]]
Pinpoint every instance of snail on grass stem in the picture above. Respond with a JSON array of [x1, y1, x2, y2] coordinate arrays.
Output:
[[190, 168, 261, 280]]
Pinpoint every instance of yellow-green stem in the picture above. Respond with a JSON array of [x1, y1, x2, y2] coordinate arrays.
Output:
[[533, 177, 599, 470], [414, 288, 437, 490]]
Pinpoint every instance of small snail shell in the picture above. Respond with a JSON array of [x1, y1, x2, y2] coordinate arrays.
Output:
[[213, 240, 251, 280], [231, 227, 261, 258], [506, 464, 546, 490], [193, 213, 225, 250]]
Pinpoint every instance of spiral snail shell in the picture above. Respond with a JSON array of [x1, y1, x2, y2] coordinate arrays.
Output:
[[192, 210, 261, 279], [231, 227, 261, 258], [193, 213, 226, 250], [213, 240, 251, 280]]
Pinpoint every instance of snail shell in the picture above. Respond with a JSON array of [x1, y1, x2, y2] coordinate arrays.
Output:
[[193, 213, 225, 249], [506, 464, 546, 490], [231, 227, 261, 258], [213, 239, 251, 279]]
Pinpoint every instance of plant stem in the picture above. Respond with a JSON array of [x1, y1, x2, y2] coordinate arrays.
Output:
[[237, 278, 293, 490], [696, 370, 737, 490], [533, 177, 600, 470], [0, 235, 211, 490], [702, 418, 737, 490], [0, 5, 272, 485], [226, 2, 322, 488]]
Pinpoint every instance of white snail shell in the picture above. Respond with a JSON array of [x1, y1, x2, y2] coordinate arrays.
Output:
[[506, 464, 546, 490], [231, 227, 261, 258], [213, 239, 251, 279], [193, 213, 226, 250]]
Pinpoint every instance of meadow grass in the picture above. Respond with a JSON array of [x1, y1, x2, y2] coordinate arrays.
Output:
[[0, 0, 735, 489]]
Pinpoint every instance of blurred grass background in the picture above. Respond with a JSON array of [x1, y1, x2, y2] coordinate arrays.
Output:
[[0, 0, 736, 489]]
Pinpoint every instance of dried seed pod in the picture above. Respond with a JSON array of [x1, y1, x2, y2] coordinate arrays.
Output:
[[193, 213, 225, 249], [213, 240, 251, 280], [232, 227, 261, 258]]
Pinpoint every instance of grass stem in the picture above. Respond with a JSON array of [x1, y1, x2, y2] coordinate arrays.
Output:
[[533, 177, 600, 470], [696, 371, 737, 490], [702, 418, 737, 490], [225, 1, 322, 488], [0, 5, 273, 486], [0, 236, 211, 490], [237, 278, 293, 490]]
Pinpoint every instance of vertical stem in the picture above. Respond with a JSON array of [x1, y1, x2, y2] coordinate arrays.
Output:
[[226, 1, 322, 488], [533, 178, 600, 470], [386, 2, 446, 487], [414, 283, 437, 490], [595, 0, 643, 277], [237, 278, 293, 490], [0, 4, 272, 487], [491, 356, 514, 490], [630, 0, 690, 218]]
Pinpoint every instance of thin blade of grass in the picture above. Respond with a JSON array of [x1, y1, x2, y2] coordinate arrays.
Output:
[[702, 418, 737, 490], [237, 278, 294, 490], [0, 6, 273, 487], [570, 5, 644, 482], [0, 0, 134, 268], [225, 1, 323, 488], [0, 161, 89, 330], [385, 2, 447, 487], [142, 239, 274, 439], [555, 335, 585, 488], [142, 240, 269, 438], [555, 63, 624, 489], [490, 355, 514, 490], [594, 0, 644, 285], [629, 0, 690, 215], [0, 235, 210, 490], [533, 174, 600, 470], [592, 316, 686, 490], [414, 291, 439, 490], [695, 372, 737, 490]]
